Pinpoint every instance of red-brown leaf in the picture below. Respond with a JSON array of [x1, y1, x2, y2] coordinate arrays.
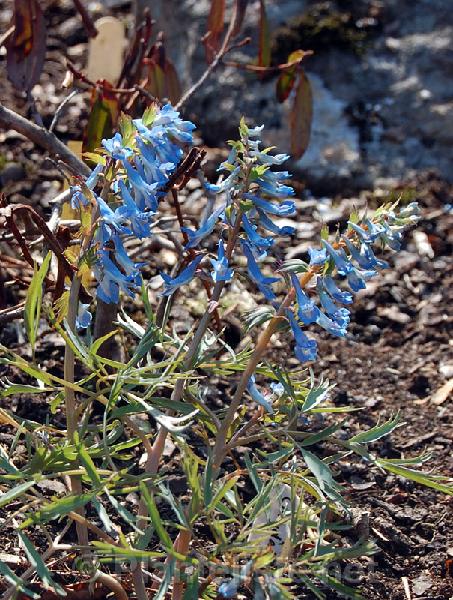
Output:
[[205, 0, 225, 63], [6, 0, 46, 92], [290, 70, 313, 159], [232, 0, 249, 36], [276, 69, 296, 103], [83, 85, 120, 155], [164, 59, 182, 105]]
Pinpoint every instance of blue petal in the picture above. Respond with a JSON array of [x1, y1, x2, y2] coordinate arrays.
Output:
[[247, 375, 274, 414], [160, 255, 203, 297]]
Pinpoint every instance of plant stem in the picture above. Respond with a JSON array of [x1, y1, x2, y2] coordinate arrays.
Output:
[[64, 274, 89, 549], [212, 269, 316, 472]]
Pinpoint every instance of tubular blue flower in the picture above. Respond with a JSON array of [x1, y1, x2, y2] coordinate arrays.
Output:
[[347, 221, 372, 244], [242, 213, 274, 250], [256, 209, 295, 236], [96, 197, 131, 244], [316, 309, 348, 338], [135, 138, 172, 187], [343, 237, 389, 270], [249, 151, 290, 165], [102, 132, 133, 161], [76, 304, 92, 329], [217, 147, 237, 172], [399, 202, 420, 218], [247, 375, 274, 414], [116, 180, 153, 239], [244, 194, 296, 217], [93, 251, 140, 304], [218, 579, 239, 599], [290, 272, 319, 324], [286, 310, 317, 363], [317, 278, 350, 330], [159, 255, 203, 297], [323, 275, 353, 304], [122, 161, 160, 211], [242, 241, 279, 301], [308, 246, 328, 266], [210, 240, 233, 282], [256, 177, 295, 198], [322, 240, 352, 274], [270, 382, 285, 397], [346, 265, 376, 292], [111, 235, 145, 277], [205, 167, 241, 194], [70, 164, 103, 209], [381, 220, 402, 251], [363, 218, 385, 241], [182, 205, 225, 249], [246, 124, 265, 137]]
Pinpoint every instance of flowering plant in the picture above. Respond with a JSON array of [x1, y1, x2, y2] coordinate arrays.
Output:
[[0, 104, 451, 600]]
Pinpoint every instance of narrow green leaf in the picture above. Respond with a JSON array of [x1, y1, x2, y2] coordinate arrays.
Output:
[[376, 461, 453, 495], [349, 413, 402, 444], [139, 482, 173, 549], [75, 438, 102, 486], [19, 531, 67, 596], [0, 560, 39, 598], [24, 251, 51, 353], [0, 480, 35, 508]]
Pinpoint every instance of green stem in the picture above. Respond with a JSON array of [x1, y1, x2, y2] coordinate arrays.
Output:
[[64, 274, 89, 548]]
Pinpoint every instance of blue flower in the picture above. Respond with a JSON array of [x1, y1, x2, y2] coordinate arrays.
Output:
[[256, 209, 295, 236], [270, 382, 285, 397], [317, 278, 350, 330], [210, 240, 233, 282], [316, 309, 348, 338], [102, 132, 133, 161], [322, 240, 352, 275], [242, 241, 279, 301], [346, 265, 376, 293], [182, 205, 225, 249], [218, 578, 239, 598], [247, 375, 274, 414], [122, 161, 160, 211], [286, 310, 317, 363], [70, 164, 103, 209], [250, 151, 290, 165], [308, 247, 328, 266], [93, 251, 140, 304], [290, 272, 319, 324], [256, 177, 295, 198], [343, 237, 389, 270], [242, 213, 274, 250], [205, 167, 241, 194], [159, 255, 203, 297], [323, 275, 353, 304], [116, 180, 153, 239], [76, 304, 92, 329], [244, 194, 296, 217]]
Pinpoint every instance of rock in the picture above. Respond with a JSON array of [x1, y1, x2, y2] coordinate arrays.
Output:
[[135, 0, 453, 187]]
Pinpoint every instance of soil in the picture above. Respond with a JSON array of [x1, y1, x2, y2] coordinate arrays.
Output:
[[0, 1, 452, 599]]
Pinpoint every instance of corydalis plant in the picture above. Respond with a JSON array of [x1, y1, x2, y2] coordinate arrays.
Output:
[[4, 110, 448, 600]]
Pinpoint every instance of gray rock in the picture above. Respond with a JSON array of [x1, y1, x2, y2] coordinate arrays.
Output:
[[134, 0, 453, 186]]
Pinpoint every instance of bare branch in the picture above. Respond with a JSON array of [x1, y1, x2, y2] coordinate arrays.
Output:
[[0, 102, 90, 177]]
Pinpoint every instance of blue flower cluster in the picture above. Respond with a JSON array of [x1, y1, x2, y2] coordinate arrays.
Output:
[[286, 202, 420, 363], [70, 104, 196, 311]]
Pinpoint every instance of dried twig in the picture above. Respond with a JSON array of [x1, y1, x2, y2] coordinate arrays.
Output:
[[0, 103, 90, 176]]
